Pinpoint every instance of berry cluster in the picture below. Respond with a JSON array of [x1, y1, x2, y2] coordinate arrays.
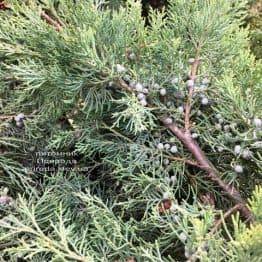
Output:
[[194, 77, 211, 105], [157, 142, 178, 154], [234, 145, 252, 160], [14, 113, 25, 128]]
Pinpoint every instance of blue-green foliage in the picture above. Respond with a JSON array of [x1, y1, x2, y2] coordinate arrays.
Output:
[[0, 0, 261, 261]]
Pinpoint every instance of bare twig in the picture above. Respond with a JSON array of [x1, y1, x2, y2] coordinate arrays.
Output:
[[0, 1, 9, 10], [0, 115, 15, 120], [210, 203, 244, 234], [41, 11, 62, 31], [48, 9, 65, 27]]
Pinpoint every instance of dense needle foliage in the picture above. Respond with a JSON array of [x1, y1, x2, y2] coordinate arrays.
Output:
[[0, 0, 261, 261]]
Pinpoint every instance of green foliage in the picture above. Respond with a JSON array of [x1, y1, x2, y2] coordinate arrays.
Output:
[[0, 0, 261, 261], [248, 185, 262, 222], [112, 93, 157, 134], [246, 0, 262, 59], [231, 186, 262, 262]]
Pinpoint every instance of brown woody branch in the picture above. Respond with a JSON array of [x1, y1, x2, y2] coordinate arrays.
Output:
[[0, 115, 15, 120], [210, 203, 244, 234], [161, 119, 245, 202], [0, 1, 9, 10], [41, 11, 62, 31]]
